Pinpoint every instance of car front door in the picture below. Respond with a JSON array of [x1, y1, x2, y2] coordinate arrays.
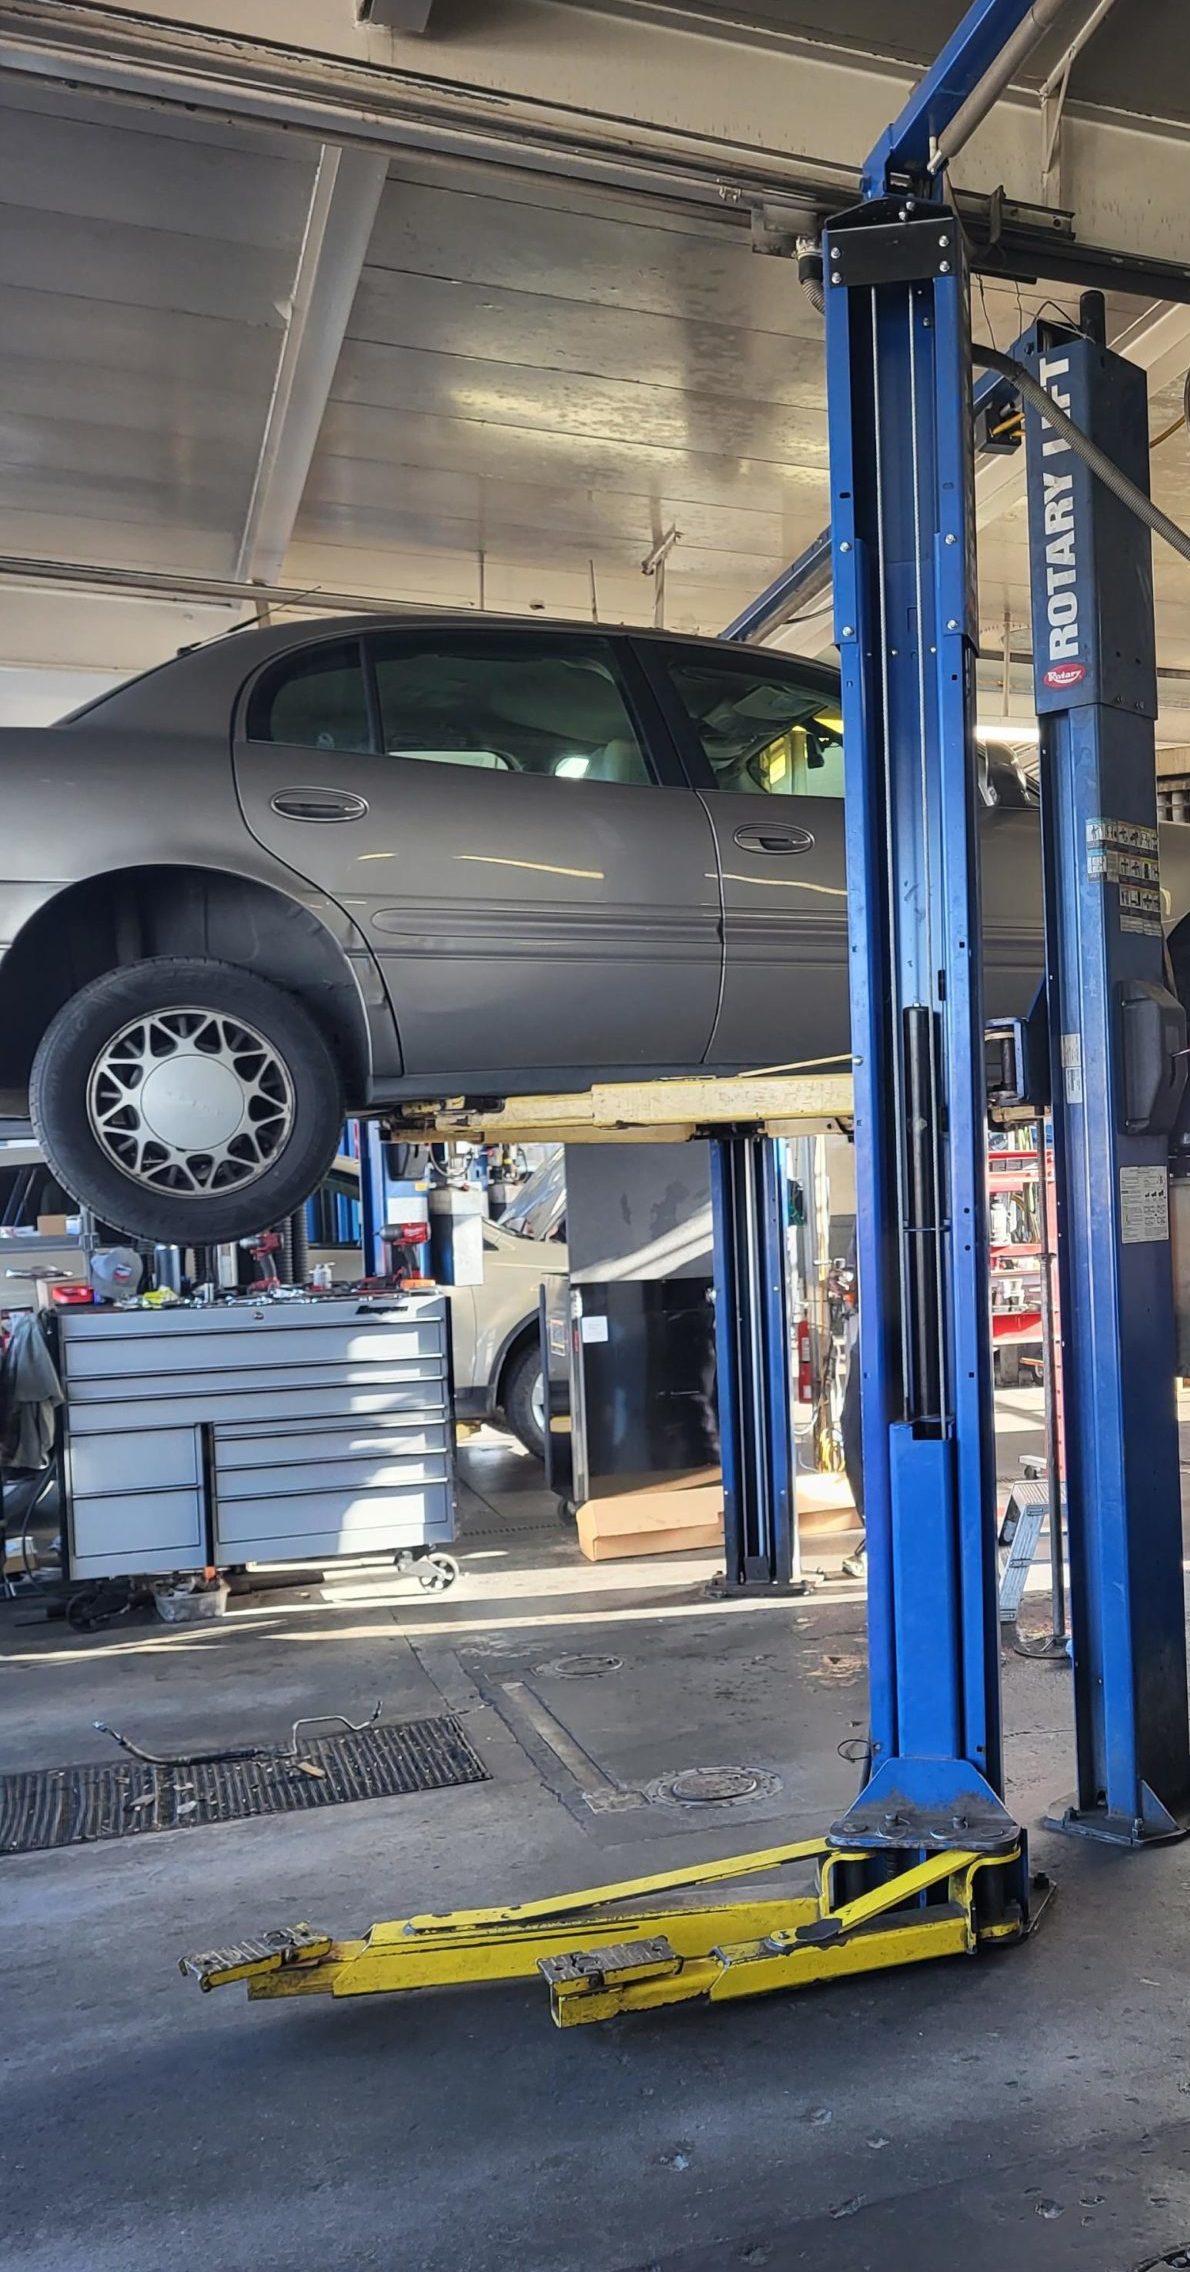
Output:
[[232, 627, 723, 1088], [643, 638, 1050, 1069], [638, 639, 851, 1073]]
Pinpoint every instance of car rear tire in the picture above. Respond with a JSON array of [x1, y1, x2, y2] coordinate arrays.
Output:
[[502, 1339, 546, 1461], [30, 957, 344, 1246]]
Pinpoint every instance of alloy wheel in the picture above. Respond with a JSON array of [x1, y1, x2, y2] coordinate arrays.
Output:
[[86, 1006, 295, 1198]]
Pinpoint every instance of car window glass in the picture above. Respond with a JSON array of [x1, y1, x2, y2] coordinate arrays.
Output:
[[663, 654, 845, 797], [371, 638, 654, 784], [246, 640, 370, 751], [981, 746, 1038, 808]]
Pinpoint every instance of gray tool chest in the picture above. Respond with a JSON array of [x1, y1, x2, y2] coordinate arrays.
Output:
[[58, 1294, 453, 1579]]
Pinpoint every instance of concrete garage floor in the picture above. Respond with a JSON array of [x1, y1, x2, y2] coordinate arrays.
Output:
[[4, 1406, 1190, 2270]]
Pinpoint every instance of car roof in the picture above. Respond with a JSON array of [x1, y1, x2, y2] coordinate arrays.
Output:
[[59, 611, 842, 738]]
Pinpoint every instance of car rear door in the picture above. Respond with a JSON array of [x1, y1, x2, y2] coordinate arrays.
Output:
[[232, 626, 722, 1087], [637, 638, 850, 1072]]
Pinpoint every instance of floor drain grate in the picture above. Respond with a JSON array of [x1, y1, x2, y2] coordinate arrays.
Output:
[[0, 1715, 490, 1856], [461, 1517, 562, 1542]]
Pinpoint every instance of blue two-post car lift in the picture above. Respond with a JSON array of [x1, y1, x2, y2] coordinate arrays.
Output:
[[183, 0, 1190, 2023]]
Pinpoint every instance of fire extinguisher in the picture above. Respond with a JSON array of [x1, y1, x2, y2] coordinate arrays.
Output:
[[796, 1316, 812, 1403]]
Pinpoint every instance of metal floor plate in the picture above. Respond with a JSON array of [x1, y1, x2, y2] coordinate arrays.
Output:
[[0, 1715, 490, 1856]]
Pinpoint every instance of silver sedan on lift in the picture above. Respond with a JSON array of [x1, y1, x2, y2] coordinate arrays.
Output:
[[2, 612, 1187, 1245]]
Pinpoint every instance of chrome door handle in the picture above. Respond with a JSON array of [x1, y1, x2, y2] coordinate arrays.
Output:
[[270, 789, 369, 822], [733, 821, 815, 855]]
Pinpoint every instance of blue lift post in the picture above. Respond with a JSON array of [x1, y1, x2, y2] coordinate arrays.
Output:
[[1018, 314, 1190, 1842], [357, 1119, 389, 1279], [722, 371, 1009, 648], [821, 0, 1050, 1884], [357, 1122, 431, 1281], [710, 1135, 800, 1591]]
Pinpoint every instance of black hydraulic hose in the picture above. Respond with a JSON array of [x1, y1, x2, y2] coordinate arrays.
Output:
[[797, 242, 825, 317], [974, 343, 1190, 572], [95, 1700, 383, 1768]]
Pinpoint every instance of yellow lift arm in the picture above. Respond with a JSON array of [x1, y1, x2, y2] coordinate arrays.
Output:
[[181, 1834, 1034, 2029]]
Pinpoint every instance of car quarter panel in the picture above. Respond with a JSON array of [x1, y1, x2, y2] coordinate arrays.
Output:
[[0, 722, 400, 1085]]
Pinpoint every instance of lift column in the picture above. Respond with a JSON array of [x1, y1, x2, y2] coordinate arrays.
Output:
[[710, 1135, 799, 1590], [1020, 316, 1190, 1843], [823, 188, 1016, 1859]]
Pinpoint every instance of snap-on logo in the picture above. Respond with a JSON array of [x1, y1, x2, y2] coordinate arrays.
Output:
[[1043, 660, 1086, 690]]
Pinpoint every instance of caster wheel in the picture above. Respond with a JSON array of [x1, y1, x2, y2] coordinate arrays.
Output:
[[67, 1578, 132, 1632], [394, 1550, 417, 1574], [556, 1498, 577, 1527], [67, 1586, 104, 1633], [417, 1552, 459, 1592]]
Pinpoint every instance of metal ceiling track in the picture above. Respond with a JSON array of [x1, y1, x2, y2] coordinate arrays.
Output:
[[4, 1, 1190, 301], [0, 556, 444, 617]]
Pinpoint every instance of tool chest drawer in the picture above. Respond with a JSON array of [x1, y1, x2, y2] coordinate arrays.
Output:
[[214, 1449, 451, 1500], [67, 1425, 201, 1499], [213, 1481, 453, 1560], [64, 1359, 447, 1422], [59, 1309, 445, 1381], [212, 1417, 450, 1469], [70, 1489, 205, 1577]]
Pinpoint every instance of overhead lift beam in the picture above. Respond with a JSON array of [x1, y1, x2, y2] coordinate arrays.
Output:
[[8, 3, 1190, 298]]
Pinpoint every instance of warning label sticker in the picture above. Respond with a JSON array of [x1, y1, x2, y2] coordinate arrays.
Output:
[[1086, 849, 1161, 885], [1119, 884, 1163, 919], [1119, 1163, 1169, 1245], [1087, 818, 1159, 855], [1086, 821, 1163, 934], [1060, 1032, 1083, 1105]]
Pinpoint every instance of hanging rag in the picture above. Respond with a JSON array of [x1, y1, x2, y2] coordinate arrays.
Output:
[[1, 1312, 64, 1471]]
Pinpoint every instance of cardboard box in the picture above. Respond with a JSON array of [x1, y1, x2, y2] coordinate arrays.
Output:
[[796, 1473, 859, 1532], [36, 1214, 71, 1237], [575, 1469, 859, 1563], [577, 1480, 724, 1562]]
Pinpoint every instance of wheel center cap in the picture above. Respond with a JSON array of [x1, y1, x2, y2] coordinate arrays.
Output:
[[139, 1051, 245, 1151]]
